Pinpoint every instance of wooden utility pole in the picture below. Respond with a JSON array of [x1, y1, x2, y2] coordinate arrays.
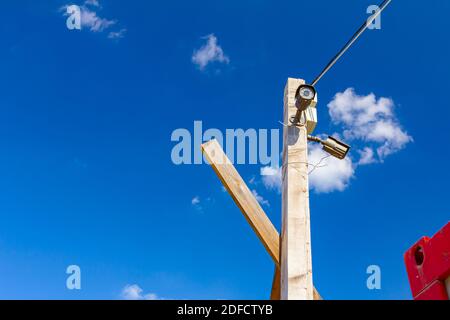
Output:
[[280, 78, 314, 300], [201, 78, 317, 300]]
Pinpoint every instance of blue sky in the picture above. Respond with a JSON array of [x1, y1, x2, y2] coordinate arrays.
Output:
[[0, 0, 449, 300]]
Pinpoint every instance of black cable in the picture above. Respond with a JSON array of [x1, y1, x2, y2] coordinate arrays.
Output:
[[310, 0, 392, 87]]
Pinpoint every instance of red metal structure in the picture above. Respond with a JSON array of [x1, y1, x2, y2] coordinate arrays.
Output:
[[404, 222, 450, 300]]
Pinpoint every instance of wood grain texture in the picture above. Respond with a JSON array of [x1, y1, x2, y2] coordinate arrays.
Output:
[[270, 267, 281, 300], [280, 78, 314, 300], [271, 267, 321, 300]]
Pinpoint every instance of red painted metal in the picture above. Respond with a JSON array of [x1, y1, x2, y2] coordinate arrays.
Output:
[[404, 222, 450, 300]]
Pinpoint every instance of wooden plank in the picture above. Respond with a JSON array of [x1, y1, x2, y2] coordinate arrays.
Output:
[[201, 139, 280, 264], [313, 287, 322, 300], [280, 78, 314, 300], [270, 267, 281, 300]]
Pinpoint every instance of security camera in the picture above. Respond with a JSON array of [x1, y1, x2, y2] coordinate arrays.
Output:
[[308, 135, 351, 160], [295, 84, 316, 112], [322, 136, 350, 160]]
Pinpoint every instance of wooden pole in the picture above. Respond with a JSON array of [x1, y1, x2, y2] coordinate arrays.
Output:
[[280, 78, 314, 300]]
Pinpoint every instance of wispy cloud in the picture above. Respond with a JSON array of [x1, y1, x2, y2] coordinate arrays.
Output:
[[79, 7, 115, 32], [120, 284, 159, 300], [191, 195, 216, 213], [192, 34, 230, 70], [61, 0, 125, 39], [260, 166, 282, 192], [357, 147, 376, 165], [191, 195, 204, 212], [108, 28, 127, 39], [251, 189, 270, 207], [84, 0, 100, 7], [191, 196, 200, 206]]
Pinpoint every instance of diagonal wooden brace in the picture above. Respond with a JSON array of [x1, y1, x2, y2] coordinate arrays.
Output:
[[202, 139, 279, 263]]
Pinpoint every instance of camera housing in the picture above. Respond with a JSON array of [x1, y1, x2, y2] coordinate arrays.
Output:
[[295, 84, 317, 112], [292, 84, 318, 134], [321, 136, 351, 160]]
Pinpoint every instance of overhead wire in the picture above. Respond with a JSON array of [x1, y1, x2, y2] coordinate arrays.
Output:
[[310, 0, 392, 86]]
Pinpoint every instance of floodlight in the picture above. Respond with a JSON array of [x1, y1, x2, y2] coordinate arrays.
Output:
[[321, 136, 350, 160], [295, 84, 316, 112], [308, 135, 351, 160]]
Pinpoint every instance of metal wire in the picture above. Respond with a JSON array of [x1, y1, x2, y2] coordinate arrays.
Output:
[[282, 155, 331, 176], [311, 0, 392, 87]]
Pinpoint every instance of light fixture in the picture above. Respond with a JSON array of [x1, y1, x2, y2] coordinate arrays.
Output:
[[290, 84, 317, 126], [295, 84, 316, 112], [308, 135, 351, 160]]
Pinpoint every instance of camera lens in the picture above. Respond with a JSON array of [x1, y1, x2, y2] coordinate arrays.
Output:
[[299, 86, 315, 100]]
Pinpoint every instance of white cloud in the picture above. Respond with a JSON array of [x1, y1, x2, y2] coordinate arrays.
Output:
[[61, 1, 124, 38], [121, 284, 159, 300], [328, 88, 412, 162], [192, 34, 230, 70], [191, 196, 200, 205], [80, 7, 115, 32], [260, 166, 282, 192], [121, 284, 142, 300], [85, 0, 100, 7], [191, 196, 204, 212], [308, 143, 355, 193], [143, 293, 158, 300], [191, 196, 215, 212], [357, 147, 376, 165], [328, 89, 393, 127], [367, 120, 412, 159], [251, 189, 270, 207], [108, 28, 127, 39]]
